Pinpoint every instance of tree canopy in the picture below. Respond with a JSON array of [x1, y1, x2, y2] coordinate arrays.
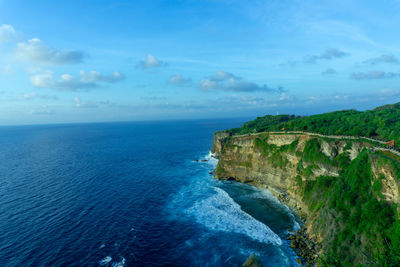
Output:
[[228, 103, 400, 143]]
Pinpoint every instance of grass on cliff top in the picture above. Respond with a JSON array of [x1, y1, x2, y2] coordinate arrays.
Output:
[[218, 131, 400, 265], [226, 102, 400, 144], [298, 149, 400, 265]]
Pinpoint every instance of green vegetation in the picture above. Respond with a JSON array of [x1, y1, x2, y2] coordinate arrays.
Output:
[[227, 102, 400, 143], [296, 175, 303, 187], [214, 163, 225, 174], [343, 141, 352, 151], [332, 152, 351, 168], [295, 139, 351, 179], [249, 133, 400, 264], [253, 135, 298, 168], [229, 114, 298, 134], [302, 139, 331, 165], [215, 102, 400, 265], [373, 174, 384, 199], [298, 150, 400, 265], [376, 151, 400, 180]]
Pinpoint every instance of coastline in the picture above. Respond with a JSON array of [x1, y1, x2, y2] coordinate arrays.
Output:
[[210, 152, 319, 266], [245, 181, 320, 266]]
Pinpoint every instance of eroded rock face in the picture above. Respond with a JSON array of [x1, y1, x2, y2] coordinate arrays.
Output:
[[213, 133, 334, 217], [370, 155, 400, 205], [266, 134, 298, 146], [349, 142, 362, 160], [211, 131, 231, 158], [212, 132, 371, 200], [320, 140, 333, 158], [212, 131, 400, 264]]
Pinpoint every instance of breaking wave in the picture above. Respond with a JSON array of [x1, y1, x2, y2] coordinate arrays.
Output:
[[186, 187, 282, 246]]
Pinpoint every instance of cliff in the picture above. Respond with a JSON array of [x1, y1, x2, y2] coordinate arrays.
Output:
[[212, 131, 400, 265]]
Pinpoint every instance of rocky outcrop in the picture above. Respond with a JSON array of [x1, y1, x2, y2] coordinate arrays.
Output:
[[211, 131, 231, 158], [213, 133, 338, 218], [242, 254, 263, 267], [370, 154, 400, 205], [287, 227, 319, 265], [212, 131, 400, 265]]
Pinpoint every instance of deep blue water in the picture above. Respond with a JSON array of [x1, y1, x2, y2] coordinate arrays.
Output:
[[0, 119, 300, 266]]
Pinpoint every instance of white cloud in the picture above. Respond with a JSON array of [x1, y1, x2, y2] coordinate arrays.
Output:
[[74, 97, 110, 108], [74, 97, 94, 108], [364, 54, 399, 65], [375, 88, 400, 99], [333, 95, 349, 101], [137, 54, 165, 69], [210, 70, 236, 81], [305, 48, 349, 63], [18, 93, 58, 101], [240, 96, 265, 105], [0, 24, 17, 42], [199, 79, 217, 91], [30, 104, 54, 115], [80, 70, 124, 83], [168, 74, 191, 86], [19, 93, 37, 100], [30, 70, 124, 90], [279, 93, 290, 101], [199, 71, 283, 93], [350, 71, 400, 80], [306, 96, 320, 104], [30, 70, 55, 88], [16, 38, 85, 65]]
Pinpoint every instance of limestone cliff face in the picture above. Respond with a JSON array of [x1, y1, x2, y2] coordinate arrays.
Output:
[[370, 154, 400, 205], [213, 132, 351, 218], [211, 131, 231, 158], [213, 133, 305, 215], [212, 131, 400, 248]]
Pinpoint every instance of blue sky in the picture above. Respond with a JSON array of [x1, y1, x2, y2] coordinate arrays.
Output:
[[1, 0, 400, 125]]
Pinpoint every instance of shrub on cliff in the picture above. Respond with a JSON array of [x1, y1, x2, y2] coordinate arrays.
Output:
[[299, 149, 400, 265], [228, 102, 400, 144]]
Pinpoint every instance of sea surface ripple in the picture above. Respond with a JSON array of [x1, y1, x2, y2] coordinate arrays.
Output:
[[0, 120, 300, 266]]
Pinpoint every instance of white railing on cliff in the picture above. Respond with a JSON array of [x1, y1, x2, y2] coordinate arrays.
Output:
[[234, 130, 400, 157]]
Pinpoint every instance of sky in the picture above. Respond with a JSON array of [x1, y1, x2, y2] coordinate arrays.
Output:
[[1, 0, 400, 125]]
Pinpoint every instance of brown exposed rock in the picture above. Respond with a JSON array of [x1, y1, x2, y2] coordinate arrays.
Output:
[[287, 227, 319, 266], [242, 254, 263, 267], [212, 131, 400, 265]]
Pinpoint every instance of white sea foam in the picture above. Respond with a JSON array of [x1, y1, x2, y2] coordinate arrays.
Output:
[[249, 189, 301, 232], [186, 187, 282, 246], [293, 221, 301, 231], [204, 151, 218, 167], [112, 257, 126, 267], [99, 256, 112, 265]]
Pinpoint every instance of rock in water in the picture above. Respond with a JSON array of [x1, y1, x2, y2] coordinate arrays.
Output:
[[242, 254, 263, 267]]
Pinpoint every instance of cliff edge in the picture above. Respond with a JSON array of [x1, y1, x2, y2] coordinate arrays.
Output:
[[212, 131, 400, 266]]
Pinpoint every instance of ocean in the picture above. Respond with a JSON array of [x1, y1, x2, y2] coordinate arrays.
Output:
[[0, 119, 300, 266]]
